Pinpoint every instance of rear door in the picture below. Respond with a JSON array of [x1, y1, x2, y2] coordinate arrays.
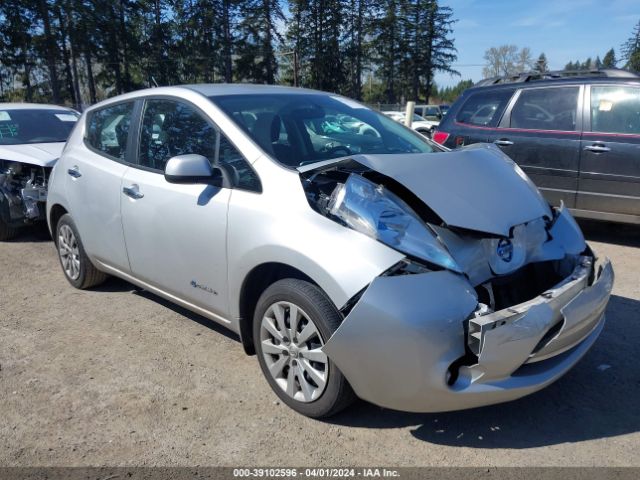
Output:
[[578, 84, 640, 221], [64, 100, 136, 271], [486, 85, 583, 208]]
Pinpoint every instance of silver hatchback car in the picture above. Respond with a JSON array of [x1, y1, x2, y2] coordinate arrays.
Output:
[[47, 85, 614, 418]]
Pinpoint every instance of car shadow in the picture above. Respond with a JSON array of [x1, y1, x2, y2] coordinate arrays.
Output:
[[6, 224, 52, 243], [91, 276, 240, 343], [578, 219, 640, 248], [327, 294, 640, 448]]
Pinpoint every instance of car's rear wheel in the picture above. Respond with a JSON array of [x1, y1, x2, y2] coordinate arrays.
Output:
[[253, 279, 355, 418], [55, 213, 107, 289]]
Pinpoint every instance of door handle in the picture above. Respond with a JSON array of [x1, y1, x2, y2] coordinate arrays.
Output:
[[122, 185, 144, 199], [67, 166, 82, 178], [494, 139, 514, 146], [584, 144, 611, 153]]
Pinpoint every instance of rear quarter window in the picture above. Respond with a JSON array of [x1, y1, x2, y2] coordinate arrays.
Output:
[[455, 89, 513, 127]]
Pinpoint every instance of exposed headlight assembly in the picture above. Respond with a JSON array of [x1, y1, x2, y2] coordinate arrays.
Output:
[[327, 174, 462, 272]]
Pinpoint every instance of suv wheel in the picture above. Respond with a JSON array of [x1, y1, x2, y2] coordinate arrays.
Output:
[[253, 279, 355, 418], [55, 214, 107, 289]]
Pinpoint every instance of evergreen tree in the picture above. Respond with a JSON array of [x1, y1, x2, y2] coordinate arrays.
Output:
[[602, 48, 617, 68], [236, 0, 284, 84], [342, 0, 373, 99], [621, 20, 640, 71], [372, 0, 402, 103], [0, 0, 462, 105], [534, 53, 548, 73], [285, 0, 346, 92]]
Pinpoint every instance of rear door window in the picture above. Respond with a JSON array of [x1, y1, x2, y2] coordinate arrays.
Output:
[[510, 87, 579, 131], [455, 90, 513, 127], [86, 102, 134, 161], [590, 85, 640, 134]]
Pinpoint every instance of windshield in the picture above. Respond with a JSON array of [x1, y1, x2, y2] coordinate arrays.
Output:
[[210, 94, 435, 168], [0, 109, 79, 145]]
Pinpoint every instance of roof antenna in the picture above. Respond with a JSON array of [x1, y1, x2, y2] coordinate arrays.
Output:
[[150, 76, 159, 88]]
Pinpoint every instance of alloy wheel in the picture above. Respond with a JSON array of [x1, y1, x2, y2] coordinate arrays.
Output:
[[58, 224, 81, 281], [260, 301, 329, 403]]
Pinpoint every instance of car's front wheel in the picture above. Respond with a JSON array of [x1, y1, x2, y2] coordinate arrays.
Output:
[[253, 279, 355, 418], [55, 213, 107, 289]]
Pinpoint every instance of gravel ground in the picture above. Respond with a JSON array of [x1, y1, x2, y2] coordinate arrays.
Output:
[[1, 220, 639, 467]]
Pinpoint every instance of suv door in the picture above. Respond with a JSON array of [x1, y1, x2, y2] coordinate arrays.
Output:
[[120, 98, 234, 318], [65, 101, 135, 271], [578, 84, 640, 221], [487, 85, 582, 208]]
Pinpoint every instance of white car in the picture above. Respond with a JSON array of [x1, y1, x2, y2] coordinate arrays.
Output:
[[46, 85, 613, 418], [382, 111, 438, 137], [0, 103, 79, 240]]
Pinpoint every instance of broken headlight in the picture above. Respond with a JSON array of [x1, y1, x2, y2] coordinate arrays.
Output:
[[328, 174, 461, 272]]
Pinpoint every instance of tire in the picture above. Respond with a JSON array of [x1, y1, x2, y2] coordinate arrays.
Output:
[[0, 215, 18, 241], [253, 279, 356, 418], [55, 213, 107, 289]]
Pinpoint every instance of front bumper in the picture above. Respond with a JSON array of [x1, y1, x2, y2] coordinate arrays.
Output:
[[323, 255, 614, 412]]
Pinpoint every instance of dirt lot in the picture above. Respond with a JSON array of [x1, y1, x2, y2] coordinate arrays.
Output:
[[1, 220, 639, 467]]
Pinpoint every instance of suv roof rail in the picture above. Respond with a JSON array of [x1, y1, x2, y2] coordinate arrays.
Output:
[[474, 68, 639, 87]]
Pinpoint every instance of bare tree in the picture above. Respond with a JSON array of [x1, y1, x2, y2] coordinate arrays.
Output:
[[482, 45, 517, 78], [516, 47, 534, 72], [483, 45, 534, 78]]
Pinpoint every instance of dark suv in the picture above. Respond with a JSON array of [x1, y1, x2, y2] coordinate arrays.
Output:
[[433, 69, 640, 225]]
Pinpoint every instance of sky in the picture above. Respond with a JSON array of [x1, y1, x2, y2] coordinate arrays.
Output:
[[435, 0, 640, 88]]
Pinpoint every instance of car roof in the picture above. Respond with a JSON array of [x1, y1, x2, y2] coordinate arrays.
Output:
[[467, 71, 640, 94], [0, 102, 75, 111], [183, 83, 326, 97]]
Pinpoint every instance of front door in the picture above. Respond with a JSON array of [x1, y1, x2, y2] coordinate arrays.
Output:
[[120, 98, 231, 317], [486, 86, 583, 209], [578, 84, 640, 220]]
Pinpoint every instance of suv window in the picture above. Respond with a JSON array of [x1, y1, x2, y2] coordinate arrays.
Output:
[[87, 102, 134, 160], [510, 87, 579, 131], [590, 85, 640, 135], [138, 99, 260, 191], [455, 90, 512, 127]]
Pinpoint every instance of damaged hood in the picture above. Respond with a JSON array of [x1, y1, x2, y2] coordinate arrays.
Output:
[[349, 144, 552, 237], [0, 142, 65, 168]]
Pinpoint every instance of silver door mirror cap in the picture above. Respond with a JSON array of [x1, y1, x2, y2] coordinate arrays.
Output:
[[164, 154, 221, 185]]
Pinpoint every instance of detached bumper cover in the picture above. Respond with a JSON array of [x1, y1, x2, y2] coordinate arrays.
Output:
[[323, 256, 613, 412]]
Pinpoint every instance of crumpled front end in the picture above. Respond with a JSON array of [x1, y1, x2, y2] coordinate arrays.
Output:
[[322, 206, 614, 412], [0, 160, 51, 227], [301, 150, 614, 412]]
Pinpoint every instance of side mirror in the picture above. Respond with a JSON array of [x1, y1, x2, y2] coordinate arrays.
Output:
[[164, 154, 222, 185]]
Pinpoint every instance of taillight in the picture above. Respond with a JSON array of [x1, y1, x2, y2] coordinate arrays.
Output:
[[432, 131, 449, 145]]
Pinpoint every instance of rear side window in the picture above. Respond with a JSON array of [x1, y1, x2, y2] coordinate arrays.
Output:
[[86, 102, 134, 160], [455, 90, 513, 127], [590, 86, 640, 135], [510, 87, 579, 131]]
